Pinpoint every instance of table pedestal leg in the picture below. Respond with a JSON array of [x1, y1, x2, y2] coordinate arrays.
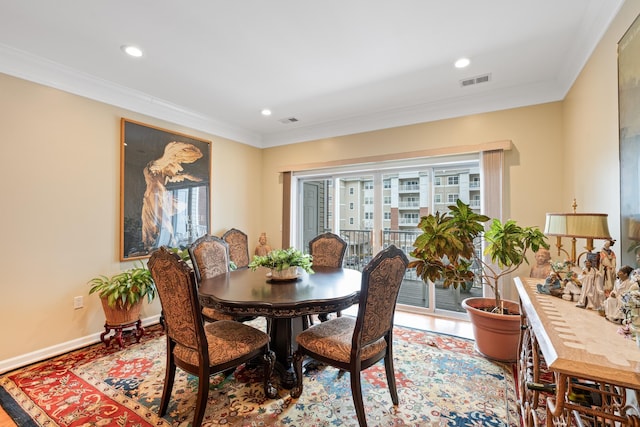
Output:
[[269, 316, 304, 389]]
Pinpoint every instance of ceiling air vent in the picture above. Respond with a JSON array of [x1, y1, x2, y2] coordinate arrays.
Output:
[[279, 117, 299, 124], [460, 73, 491, 87]]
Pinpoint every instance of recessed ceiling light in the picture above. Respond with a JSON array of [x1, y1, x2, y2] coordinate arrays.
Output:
[[121, 45, 143, 58], [454, 58, 470, 68], [261, 109, 272, 116]]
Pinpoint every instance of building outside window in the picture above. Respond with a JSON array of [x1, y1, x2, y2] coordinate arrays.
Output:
[[447, 193, 459, 203], [447, 176, 459, 185]]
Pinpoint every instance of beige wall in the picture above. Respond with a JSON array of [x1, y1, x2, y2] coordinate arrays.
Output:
[[2, 0, 639, 369], [0, 73, 263, 366], [563, 0, 640, 269]]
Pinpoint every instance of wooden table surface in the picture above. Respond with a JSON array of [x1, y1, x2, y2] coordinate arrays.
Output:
[[515, 276, 640, 389]]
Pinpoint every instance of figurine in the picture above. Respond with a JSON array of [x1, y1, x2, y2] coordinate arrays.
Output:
[[537, 272, 563, 296], [561, 270, 582, 302], [599, 239, 617, 292], [254, 232, 272, 256], [576, 258, 604, 310], [603, 265, 635, 323], [530, 248, 552, 279]]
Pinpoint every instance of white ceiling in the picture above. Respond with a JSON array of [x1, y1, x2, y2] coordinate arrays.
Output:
[[0, 1, 624, 148]]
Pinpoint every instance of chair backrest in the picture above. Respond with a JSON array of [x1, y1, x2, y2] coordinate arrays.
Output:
[[353, 245, 408, 350], [309, 232, 348, 268], [148, 247, 206, 355], [188, 234, 230, 282], [222, 228, 250, 269]]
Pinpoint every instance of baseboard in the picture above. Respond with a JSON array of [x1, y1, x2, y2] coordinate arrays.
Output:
[[0, 315, 161, 375]]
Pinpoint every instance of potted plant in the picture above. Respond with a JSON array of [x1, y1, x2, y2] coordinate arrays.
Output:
[[88, 262, 156, 326], [249, 247, 314, 280], [409, 200, 548, 361]]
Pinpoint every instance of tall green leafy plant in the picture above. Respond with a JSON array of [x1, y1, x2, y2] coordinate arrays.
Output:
[[88, 262, 156, 308], [409, 200, 548, 313]]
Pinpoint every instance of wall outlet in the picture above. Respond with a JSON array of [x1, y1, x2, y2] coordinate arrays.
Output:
[[73, 296, 83, 309]]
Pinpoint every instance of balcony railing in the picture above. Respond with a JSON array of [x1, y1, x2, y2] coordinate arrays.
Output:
[[324, 228, 483, 313]]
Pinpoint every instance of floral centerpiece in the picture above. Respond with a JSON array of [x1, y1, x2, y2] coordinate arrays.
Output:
[[249, 247, 314, 280]]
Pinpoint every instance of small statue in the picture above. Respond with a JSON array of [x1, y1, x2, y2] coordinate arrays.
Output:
[[537, 272, 563, 296], [561, 270, 582, 302], [604, 265, 635, 323], [576, 259, 604, 309], [599, 239, 617, 292], [255, 232, 272, 257], [530, 248, 552, 279]]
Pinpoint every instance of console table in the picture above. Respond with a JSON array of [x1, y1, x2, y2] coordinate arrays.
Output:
[[515, 276, 640, 426]]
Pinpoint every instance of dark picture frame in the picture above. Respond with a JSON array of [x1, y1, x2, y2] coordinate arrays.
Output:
[[120, 119, 211, 261], [619, 13, 640, 268]]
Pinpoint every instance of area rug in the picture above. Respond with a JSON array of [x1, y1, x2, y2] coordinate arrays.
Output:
[[0, 321, 520, 426]]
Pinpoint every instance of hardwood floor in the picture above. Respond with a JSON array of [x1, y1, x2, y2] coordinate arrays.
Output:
[[0, 310, 472, 426]]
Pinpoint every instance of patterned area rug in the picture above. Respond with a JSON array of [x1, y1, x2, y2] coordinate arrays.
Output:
[[0, 320, 520, 426]]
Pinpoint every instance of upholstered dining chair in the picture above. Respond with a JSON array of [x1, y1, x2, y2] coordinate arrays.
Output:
[[148, 247, 277, 427], [290, 245, 408, 427], [308, 232, 348, 323], [222, 228, 250, 269], [188, 234, 251, 322]]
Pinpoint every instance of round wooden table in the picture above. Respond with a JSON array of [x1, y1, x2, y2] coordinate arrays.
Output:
[[198, 266, 362, 388]]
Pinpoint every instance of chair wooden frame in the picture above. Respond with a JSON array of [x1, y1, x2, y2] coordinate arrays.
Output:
[[309, 232, 348, 323], [188, 234, 230, 283], [189, 234, 257, 323], [222, 228, 250, 269], [290, 245, 408, 427], [148, 247, 278, 427]]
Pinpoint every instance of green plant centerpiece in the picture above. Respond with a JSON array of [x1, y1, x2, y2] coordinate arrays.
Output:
[[249, 247, 314, 280], [409, 200, 548, 315]]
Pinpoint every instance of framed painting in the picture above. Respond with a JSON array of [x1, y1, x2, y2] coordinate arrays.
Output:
[[619, 13, 640, 268], [120, 118, 211, 261]]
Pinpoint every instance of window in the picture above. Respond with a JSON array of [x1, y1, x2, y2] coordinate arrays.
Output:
[[289, 148, 502, 318], [447, 176, 459, 185]]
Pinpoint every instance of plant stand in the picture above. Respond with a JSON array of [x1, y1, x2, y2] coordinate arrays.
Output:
[[100, 319, 145, 349]]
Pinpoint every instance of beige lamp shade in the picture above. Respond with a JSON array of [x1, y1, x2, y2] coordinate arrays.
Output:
[[628, 217, 640, 241], [544, 213, 611, 239]]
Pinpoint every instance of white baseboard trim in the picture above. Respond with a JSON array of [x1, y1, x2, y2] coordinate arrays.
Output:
[[0, 315, 161, 375]]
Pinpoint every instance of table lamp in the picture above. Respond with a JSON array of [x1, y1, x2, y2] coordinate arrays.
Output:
[[544, 199, 611, 265]]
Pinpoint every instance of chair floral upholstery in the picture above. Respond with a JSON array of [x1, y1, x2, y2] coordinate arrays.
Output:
[[309, 232, 347, 268], [291, 245, 408, 427], [222, 228, 250, 269], [188, 235, 237, 322], [309, 232, 348, 323], [148, 247, 277, 427]]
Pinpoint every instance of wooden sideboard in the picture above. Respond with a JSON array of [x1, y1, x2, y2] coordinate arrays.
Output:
[[515, 276, 640, 426]]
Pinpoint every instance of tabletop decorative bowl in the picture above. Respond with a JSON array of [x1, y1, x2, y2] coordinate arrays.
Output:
[[269, 267, 299, 281]]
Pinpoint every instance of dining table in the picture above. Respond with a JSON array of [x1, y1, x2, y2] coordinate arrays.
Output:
[[197, 266, 362, 388]]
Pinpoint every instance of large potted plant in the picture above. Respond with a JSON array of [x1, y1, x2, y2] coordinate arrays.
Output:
[[88, 262, 157, 326], [409, 200, 548, 361], [249, 247, 314, 280]]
